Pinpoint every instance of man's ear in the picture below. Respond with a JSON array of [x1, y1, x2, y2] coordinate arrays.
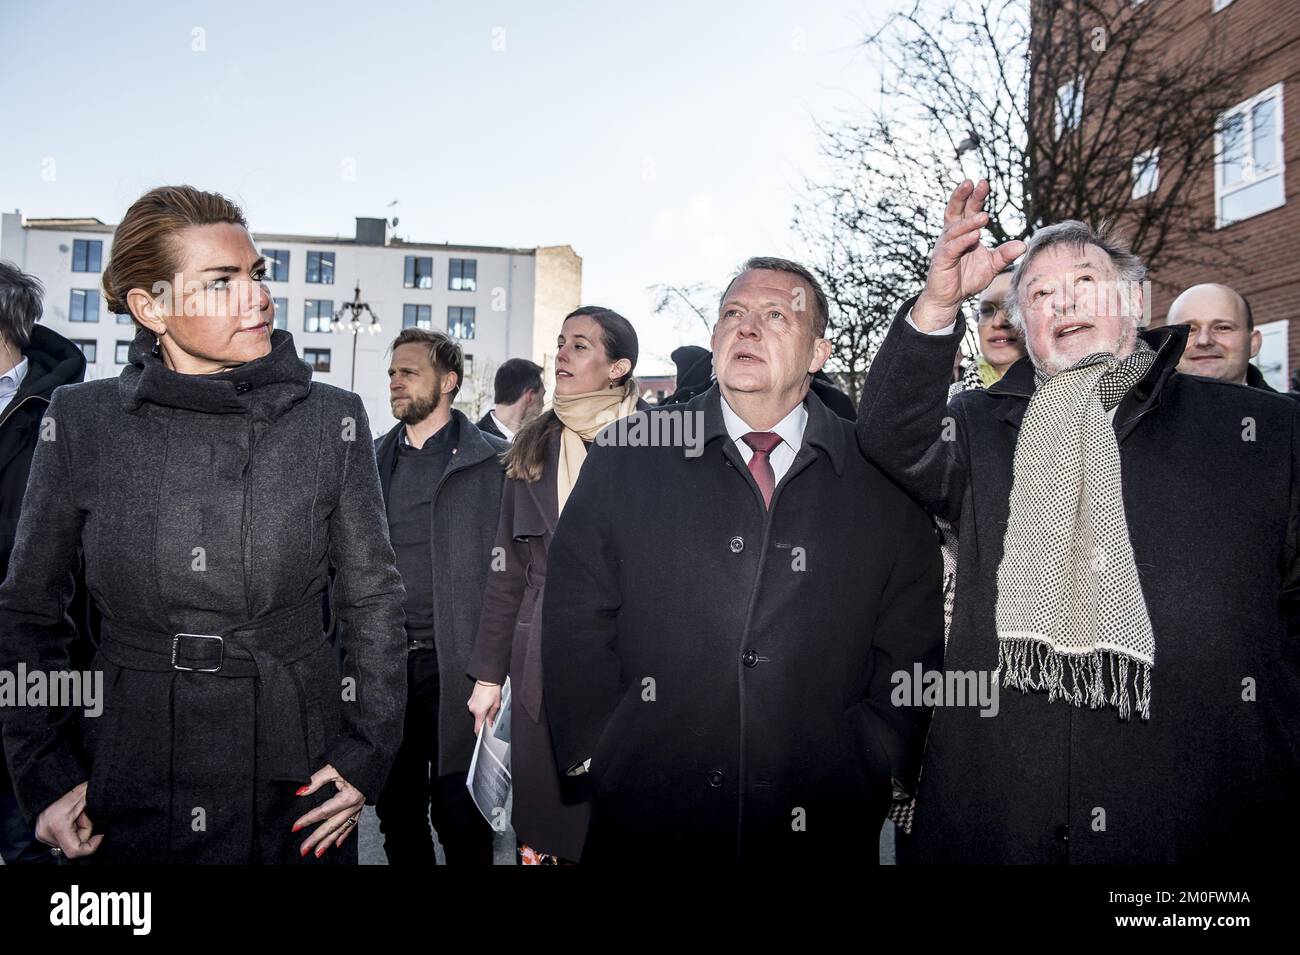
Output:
[[1249, 328, 1262, 360], [807, 337, 832, 375], [443, 372, 460, 396], [129, 288, 167, 337]]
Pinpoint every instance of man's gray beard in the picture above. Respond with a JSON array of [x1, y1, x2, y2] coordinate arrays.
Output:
[[1028, 318, 1138, 377], [395, 384, 442, 425]]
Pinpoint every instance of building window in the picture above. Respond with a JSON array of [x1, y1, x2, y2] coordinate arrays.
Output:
[[404, 255, 433, 289], [263, 249, 290, 282], [1055, 75, 1084, 137], [73, 339, 97, 363], [272, 297, 289, 330], [115, 340, 131, 364], [403, 304, 432, 329], [449, 258, 477, 291], [306, 250, 335, 284], [463, 353, 474, 377], [1131, 148, 1159, 199], [69, 289, 100, 322], [304, 299, 334, 333], [72, 239, 103, 273], [303, 348, 331, 373], [448, 306, 476, 340], [1255, 319, 1289, 390], [1216, 83, 1285, 227]]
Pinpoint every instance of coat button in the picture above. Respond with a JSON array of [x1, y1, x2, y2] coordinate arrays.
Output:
[[706, 770, 725, 788], [235, 381, 252, 394], [1055, 824, 1069, 843], [742, 649, 759, 668], [729, 536, 744, 554]]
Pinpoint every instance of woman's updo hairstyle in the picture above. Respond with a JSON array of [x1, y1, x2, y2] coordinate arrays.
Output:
[[103, 185, 248, 322]]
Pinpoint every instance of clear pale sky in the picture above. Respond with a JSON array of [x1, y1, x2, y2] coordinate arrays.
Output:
[[0, 0, 885, 372]]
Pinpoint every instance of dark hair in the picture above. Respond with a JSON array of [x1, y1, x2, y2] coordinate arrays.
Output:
[[389, 327, 464, 399], [0, 260, 45, 351], [504, 305, 639, 483], [103, 186, 248, 322], [720, 256, 830, 336], [494, 357, 543, 405]]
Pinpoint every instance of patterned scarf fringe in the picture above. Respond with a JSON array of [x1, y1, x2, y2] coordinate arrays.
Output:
[[997, 638, 1152, 721]]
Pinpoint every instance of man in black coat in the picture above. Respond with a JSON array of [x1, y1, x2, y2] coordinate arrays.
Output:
[[0, 262, 86, 865], [1166, 282, 1299, 401], [857, 180, 1300, 863], [474, 357, 543, 442], [542, 257, 943, 864], [368, 329, 508, 864]]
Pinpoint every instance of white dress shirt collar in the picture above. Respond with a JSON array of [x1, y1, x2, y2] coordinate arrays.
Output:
[[0, 355, 29, 415], [489, 410, 515, 442], [719, 392, 809, 485]]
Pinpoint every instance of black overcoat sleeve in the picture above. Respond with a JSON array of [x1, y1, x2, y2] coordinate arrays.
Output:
[[322, 396, 408, 802], [467, 477, 526, 684], [863, 496, 945, 794], [856, 296, 971, 523], [0, 388, 92, 820]]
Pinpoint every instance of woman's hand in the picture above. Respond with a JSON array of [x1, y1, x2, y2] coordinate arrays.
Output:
[[467, 681, 502, 735], [36, 781, 103, 859], [292, 763, 364, 858]]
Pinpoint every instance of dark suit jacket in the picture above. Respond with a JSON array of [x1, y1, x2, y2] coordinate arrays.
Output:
[[476, 410, 507, 440]]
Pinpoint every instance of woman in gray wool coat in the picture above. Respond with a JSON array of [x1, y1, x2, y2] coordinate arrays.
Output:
[[0, 186, 407, 864]]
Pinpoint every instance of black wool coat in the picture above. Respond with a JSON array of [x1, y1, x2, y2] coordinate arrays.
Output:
[[858, 302, 1300, 864], [0, 324, 86, 794], [370, 410, 508, 777], [0, 327, 407, 864], [542, 385, 943, 863]]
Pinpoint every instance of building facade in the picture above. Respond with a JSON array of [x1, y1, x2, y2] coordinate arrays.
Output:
[[0, 212, 581, 433], [1035, 0, 1297, 388]]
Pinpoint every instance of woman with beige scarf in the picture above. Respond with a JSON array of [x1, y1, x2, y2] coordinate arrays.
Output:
[[467, 306, 642, 864]]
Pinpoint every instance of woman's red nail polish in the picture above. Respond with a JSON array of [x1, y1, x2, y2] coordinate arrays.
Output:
[[295, 786, 310, 796], [300, 844, 309, 857], [315, 845, 326, 858], [292, 823, 302, 832]]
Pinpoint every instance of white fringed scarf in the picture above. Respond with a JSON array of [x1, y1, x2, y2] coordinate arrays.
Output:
[[995, 339, 1157, 720]]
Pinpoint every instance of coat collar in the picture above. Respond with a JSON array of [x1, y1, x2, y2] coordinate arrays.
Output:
[[1245, 362, 1279, 393], [376, 407, 502, 503], [118, 326, 311, 418], [983, 324, 1189, 436], [689, 381, 847, 476]]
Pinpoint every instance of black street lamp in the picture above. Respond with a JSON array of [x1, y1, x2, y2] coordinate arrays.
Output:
[[331, 282, 381, 392]]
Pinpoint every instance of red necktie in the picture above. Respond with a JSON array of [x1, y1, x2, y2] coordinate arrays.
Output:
[[742, 431, 783, 508]]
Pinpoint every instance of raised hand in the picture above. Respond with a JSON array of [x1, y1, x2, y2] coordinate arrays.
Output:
[[912, 179, 1026, 332]]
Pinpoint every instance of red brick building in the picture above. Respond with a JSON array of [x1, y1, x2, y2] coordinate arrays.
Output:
[[1036, 0, 1299, 387]]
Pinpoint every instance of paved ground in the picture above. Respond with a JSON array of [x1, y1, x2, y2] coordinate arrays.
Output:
[[356, 807, 897, 865]]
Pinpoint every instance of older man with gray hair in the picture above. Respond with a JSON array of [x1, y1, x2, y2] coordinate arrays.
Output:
[[858, 179, 1300, 864]]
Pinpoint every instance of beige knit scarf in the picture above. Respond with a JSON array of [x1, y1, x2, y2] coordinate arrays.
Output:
[[551, 380, 639, 514]]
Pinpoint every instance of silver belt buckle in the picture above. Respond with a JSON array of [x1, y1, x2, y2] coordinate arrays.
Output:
[[172, 633, 225, 672]]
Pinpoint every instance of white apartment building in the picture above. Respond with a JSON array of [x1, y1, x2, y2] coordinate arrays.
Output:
[[0, 212, 581, 434]]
